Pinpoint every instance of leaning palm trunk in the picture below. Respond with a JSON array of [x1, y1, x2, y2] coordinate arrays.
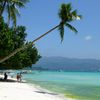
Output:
[[0, 3, 82, 64], [0, 24, 60, 63]]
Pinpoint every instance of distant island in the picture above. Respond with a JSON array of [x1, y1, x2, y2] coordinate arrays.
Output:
[[32, 57, 100, 72]]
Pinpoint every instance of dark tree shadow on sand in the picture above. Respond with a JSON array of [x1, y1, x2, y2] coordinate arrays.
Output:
[[0, 78, 27, 83], [0, 78, 16, 82], [34, 90, 58, 95]]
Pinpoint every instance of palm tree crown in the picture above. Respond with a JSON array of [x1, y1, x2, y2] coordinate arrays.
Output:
[[0, 0, 29, 27], [58, 3, 82, 41]]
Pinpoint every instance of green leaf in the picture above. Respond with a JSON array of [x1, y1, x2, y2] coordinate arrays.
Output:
[[58, 23, 64, 42], [65, 23, 78, 33]]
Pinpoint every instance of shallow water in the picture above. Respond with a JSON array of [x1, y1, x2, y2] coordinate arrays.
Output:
[[22, 71, 100, 100]]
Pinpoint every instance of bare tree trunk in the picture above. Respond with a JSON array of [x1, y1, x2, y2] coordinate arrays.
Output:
[[0, 24, 60, 63]]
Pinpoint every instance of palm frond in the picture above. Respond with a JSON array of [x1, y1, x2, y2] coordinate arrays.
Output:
[[59, 3, 74, 23], [6, 4, 11, 25], [65, 3, 72, 12], [12, 1, 25, 8], [58, 4, 67, 22], [13, 4, 20, 17], [10, 5, 17, 27], [65, 23, 78, 33], [77, 15, 82, 19], [20, 0, 30, 3], [71, 10, 82, 20], [58, 23, 64, 42], [71, 10, 77, 17], [11, 0, 29, 7]]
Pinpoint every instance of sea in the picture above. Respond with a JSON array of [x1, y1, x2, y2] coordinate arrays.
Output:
[[19, 71, 100, 100]]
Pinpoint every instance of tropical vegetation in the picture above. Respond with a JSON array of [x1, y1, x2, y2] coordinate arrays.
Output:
[[0, 2, 81, 69], [0, 17, 41, 69]]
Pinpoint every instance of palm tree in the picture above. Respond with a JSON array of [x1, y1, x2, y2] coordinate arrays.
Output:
[[0, 3, 82, 63], [0, 0, 29, 27]]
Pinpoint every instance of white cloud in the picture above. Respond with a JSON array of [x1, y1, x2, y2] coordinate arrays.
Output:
[[84, 35, 92, 40]]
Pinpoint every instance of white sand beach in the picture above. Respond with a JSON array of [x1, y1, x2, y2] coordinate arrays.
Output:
[[0, 75, 75, 100]]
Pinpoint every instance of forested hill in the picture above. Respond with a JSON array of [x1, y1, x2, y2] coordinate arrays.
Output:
[[32, 57, 100, 72]]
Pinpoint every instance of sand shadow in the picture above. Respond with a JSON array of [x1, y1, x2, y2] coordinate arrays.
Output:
[[0, 78, 27, 83], [34, 90, 58, 95], [0, 78, 16, 82]]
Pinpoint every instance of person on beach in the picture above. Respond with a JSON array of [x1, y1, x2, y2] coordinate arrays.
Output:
[[16, 73, 20, 82], [4, 72, 8, 80], [16, 73, 22, 82]]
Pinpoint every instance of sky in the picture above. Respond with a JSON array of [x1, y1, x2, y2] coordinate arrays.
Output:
[[15, 0, 100, 59]]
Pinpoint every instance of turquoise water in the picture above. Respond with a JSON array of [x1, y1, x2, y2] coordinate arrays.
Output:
[[22, 71, 100, 100]]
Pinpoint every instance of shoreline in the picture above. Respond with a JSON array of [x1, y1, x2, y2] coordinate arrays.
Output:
[[27, 82, 68, 100], [0, 74, 75, 100]]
